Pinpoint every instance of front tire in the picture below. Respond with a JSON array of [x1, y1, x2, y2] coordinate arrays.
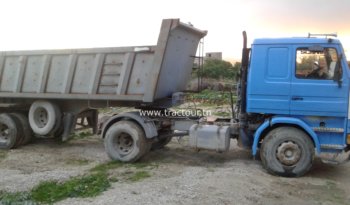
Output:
[[260, 127, 314, 177], [104, 121, 150, 162]]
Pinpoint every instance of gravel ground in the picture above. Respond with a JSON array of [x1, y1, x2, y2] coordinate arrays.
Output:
[[0, 135, 350, 205]]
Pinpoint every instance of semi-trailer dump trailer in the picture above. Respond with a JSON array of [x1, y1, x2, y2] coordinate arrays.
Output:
[[0, 18, 206, 144], [0, 19, 349, 177]]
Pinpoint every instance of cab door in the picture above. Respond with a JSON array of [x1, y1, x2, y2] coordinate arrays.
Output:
[[290, 45, 348, 117]]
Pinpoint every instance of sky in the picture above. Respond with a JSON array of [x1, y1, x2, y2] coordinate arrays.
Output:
[[0, 0, 349, 62]]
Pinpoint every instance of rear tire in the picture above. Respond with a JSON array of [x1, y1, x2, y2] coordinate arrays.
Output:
[[260, 127, 314, 177], [10, 113, 33, 145], [151, 130, 173, 150], [0, 113, 21, 149], [151, 136, 172, 150], [104, 121, 151, 162], [29, 101, 61, 136], [53, 124, 64, 139]]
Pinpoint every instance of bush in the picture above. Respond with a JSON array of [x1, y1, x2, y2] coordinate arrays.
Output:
[[201, 59, 239, 79]]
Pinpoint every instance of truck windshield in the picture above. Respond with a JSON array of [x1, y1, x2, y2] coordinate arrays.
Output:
[[296, 47, 339, 80]]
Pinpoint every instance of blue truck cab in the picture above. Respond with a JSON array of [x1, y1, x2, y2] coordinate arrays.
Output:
[[99, 31, 349, 178], [240, 35, 350, 176]]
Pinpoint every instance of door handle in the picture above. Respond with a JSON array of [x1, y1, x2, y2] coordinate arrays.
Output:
[[291, 96, 303, 101]]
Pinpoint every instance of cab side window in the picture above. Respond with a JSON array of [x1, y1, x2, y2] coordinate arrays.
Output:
[[295, 48, 338, 80]]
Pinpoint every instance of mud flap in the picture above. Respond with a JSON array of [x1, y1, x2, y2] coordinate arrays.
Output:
[[238, 129, 253, 149], [62, 113, 76, 141]]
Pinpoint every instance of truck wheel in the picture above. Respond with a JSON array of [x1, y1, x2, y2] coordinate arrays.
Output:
[[10, 113, 33, 145], [29, 101, 61, 136], [0, 113, 21, 149], [53, 124, 64, 139], [104, 121, 150, 162], [260, 127, 314, 177], [151, 136, 172, 150], [151, 130, 173, 150]]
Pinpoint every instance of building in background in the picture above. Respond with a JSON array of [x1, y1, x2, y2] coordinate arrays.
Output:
[[205, 52, 222, 60]]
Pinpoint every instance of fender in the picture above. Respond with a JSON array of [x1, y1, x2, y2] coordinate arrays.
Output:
[[252, 117, 321, 156], [101, 111, 158, 139]]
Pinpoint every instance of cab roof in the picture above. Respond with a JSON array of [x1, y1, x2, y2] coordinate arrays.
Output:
[[252, 38, 341, 45]]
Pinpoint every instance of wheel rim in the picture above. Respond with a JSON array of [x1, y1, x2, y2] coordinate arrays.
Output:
[[0, 123, 10, 145], [34, 107, 48, 128], [276, 141, 301, 166], [113, 132, 134, 155]]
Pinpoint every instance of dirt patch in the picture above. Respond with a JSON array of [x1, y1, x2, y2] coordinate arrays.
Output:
[[0, 135, 349, 205]]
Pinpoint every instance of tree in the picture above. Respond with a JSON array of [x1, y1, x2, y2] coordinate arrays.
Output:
[[201, 59, 238, 79]]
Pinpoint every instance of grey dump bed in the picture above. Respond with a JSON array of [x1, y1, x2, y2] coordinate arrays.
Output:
[[0, 19, 206, 103]]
